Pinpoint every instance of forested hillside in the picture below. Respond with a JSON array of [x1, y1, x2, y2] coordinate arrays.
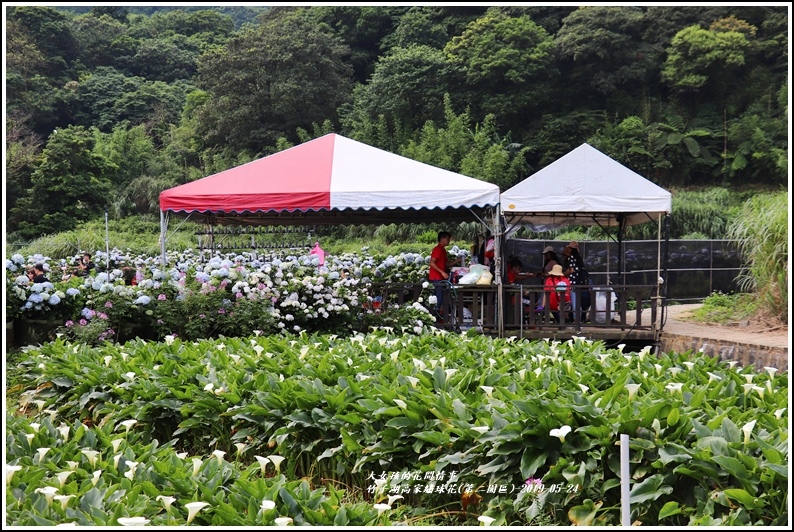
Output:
[[5, 5, 789, 242]]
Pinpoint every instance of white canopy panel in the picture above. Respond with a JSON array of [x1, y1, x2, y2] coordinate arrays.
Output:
[[501, 143, 672, 230]]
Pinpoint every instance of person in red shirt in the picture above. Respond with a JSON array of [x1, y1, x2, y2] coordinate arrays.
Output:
[[540, 264, 571, 323], [506, 257, 533, 284], [429, 231, 460, 317]]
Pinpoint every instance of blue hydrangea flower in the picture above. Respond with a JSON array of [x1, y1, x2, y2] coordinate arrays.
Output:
[[66, 287, 80, 296], [133, 295, 151, 305], [48, 294, 61, 305], [28, 293, 44, 304]]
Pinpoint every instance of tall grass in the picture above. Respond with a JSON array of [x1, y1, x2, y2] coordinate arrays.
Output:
[[727, 190, 788, 323]]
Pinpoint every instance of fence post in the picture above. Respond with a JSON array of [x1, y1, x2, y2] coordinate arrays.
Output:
[[620, 433, 631, 526]]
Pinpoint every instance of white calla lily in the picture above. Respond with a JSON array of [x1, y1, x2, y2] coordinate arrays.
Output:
[[184, 501, 210, 524], [549, 425, 572, 442]]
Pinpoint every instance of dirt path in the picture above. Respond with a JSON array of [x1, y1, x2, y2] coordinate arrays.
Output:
[[662, 304, 789, 350]]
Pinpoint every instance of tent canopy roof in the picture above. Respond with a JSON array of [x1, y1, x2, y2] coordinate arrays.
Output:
[[501, 143, 672, 230], [159, 133, 500, 226]]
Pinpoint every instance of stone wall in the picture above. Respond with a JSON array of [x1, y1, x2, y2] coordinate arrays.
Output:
[[660, 332, 788, 372]]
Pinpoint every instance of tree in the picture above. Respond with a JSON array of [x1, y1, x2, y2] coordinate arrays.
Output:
[[5, 112, 43, 220], [444, 9, 556, 132], [661, 19, 755, 106], [341, 45, 463, 139], [6, 6, 79, 79], [554, 7, 662, 106], [379, 7, 449, 51], [10, 126, 115, 239], [195, 14, 354, 155], [69, 13, 130, 70]]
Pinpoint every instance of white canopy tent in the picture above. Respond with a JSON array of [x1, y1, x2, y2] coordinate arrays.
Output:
[[500, 143, 673, 334], [501, 143, 672, 232]]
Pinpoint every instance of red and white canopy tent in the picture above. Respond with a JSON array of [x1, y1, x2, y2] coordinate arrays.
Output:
[[158, 132, 502, 267]]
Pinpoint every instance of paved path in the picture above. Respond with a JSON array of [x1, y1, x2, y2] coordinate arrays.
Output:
[[661, 304, 789, 350]]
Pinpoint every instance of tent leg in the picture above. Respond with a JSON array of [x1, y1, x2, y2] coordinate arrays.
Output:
[[160, 211, 167, 268], [493, 206, 504, 338]]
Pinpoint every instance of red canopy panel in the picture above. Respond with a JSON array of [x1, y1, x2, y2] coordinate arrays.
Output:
[[159, 135, 336, 212]]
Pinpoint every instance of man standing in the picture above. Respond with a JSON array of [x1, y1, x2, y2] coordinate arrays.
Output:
[[429, 231, 459, 319]]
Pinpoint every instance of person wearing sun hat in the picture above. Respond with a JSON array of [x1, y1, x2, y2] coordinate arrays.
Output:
[[538, 263, 571, 323], [540, 245, 560, 277]]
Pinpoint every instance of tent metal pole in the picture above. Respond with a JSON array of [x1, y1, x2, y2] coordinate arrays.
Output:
[[493, 205, 504, 338], [160, 211, 167, 268]]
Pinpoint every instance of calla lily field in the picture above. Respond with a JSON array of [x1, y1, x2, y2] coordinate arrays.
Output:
[[4, 248, 789, 526]]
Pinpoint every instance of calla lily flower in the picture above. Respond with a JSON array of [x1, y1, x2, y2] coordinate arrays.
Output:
[[191, 457, 203, 476], [34, 400, 46, 413], [405, 376, 419, 387], [616, 344, 626, 353], [56, 471, 74, 488], [707, 372, 722, 383], [274, 517, 293, 527], [117, 517, 150, 526], [6, 465, 23, 485], [268, 455, 285, 474], [119, 419, 137, 433], [764, 366, 777, 378], [164, 335, 176, 345], [774, 408, 786, 419], [36, 447, 51, 463], [478, 515, 496, 526], [25, 434, 35, 445], [742, 383, 755, 394], [91, 470, 102, 486], [184, 501, 210, 524], [81, 449, 99, 467], [471, 426, 490, 434], [111, 439, 124, 453], [744, 374, 755, 384], [665, 382, 683, 394], [261, 499, 276, 511], [394, 399, 407, 409], [113, 454, 122, 469], [727, 361, 739, 369], [373, 503, 391, 516], [123, 372, 136, 381], [54, 494, 74, 510], [176, 452, 188, 460], [578, 384, 589, 394], [387, 494, 404, 506], [35, 486, 59, 504], [682, 361, 694, 370], [104, 356, 113, 366], [212, 450, 225, 464], [157, 495, 176, 511], [57, 425, 70, 441], [752, 385, 765, 399], [742, 419, 756, 445], [668, 367, 681, 377], [625, 383, 641, 401], [254, 455, 270, 476], [480, 386, 494, 398], [373, 478, 388, 496], [29, 422, 41, 433], [235, 443, 247, 456], [549, 425, 572, 442]]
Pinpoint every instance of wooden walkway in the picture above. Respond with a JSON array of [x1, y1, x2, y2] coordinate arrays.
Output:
[[370, 282, 663, 348]]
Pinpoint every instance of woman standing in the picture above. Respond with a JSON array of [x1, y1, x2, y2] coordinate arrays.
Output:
[[562, 242, 591, 321]]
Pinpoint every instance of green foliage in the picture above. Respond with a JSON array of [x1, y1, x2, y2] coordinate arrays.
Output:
[[195, 13, 353, 154], [727, 191, 788, 323], [5, 5, 788, 242], [690, 291, 756, 324], [10, 126, 115, 240], [6, 334, 789, 525]]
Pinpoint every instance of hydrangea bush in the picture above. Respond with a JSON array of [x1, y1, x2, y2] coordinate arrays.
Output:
[[6, 247, 447, 344]]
